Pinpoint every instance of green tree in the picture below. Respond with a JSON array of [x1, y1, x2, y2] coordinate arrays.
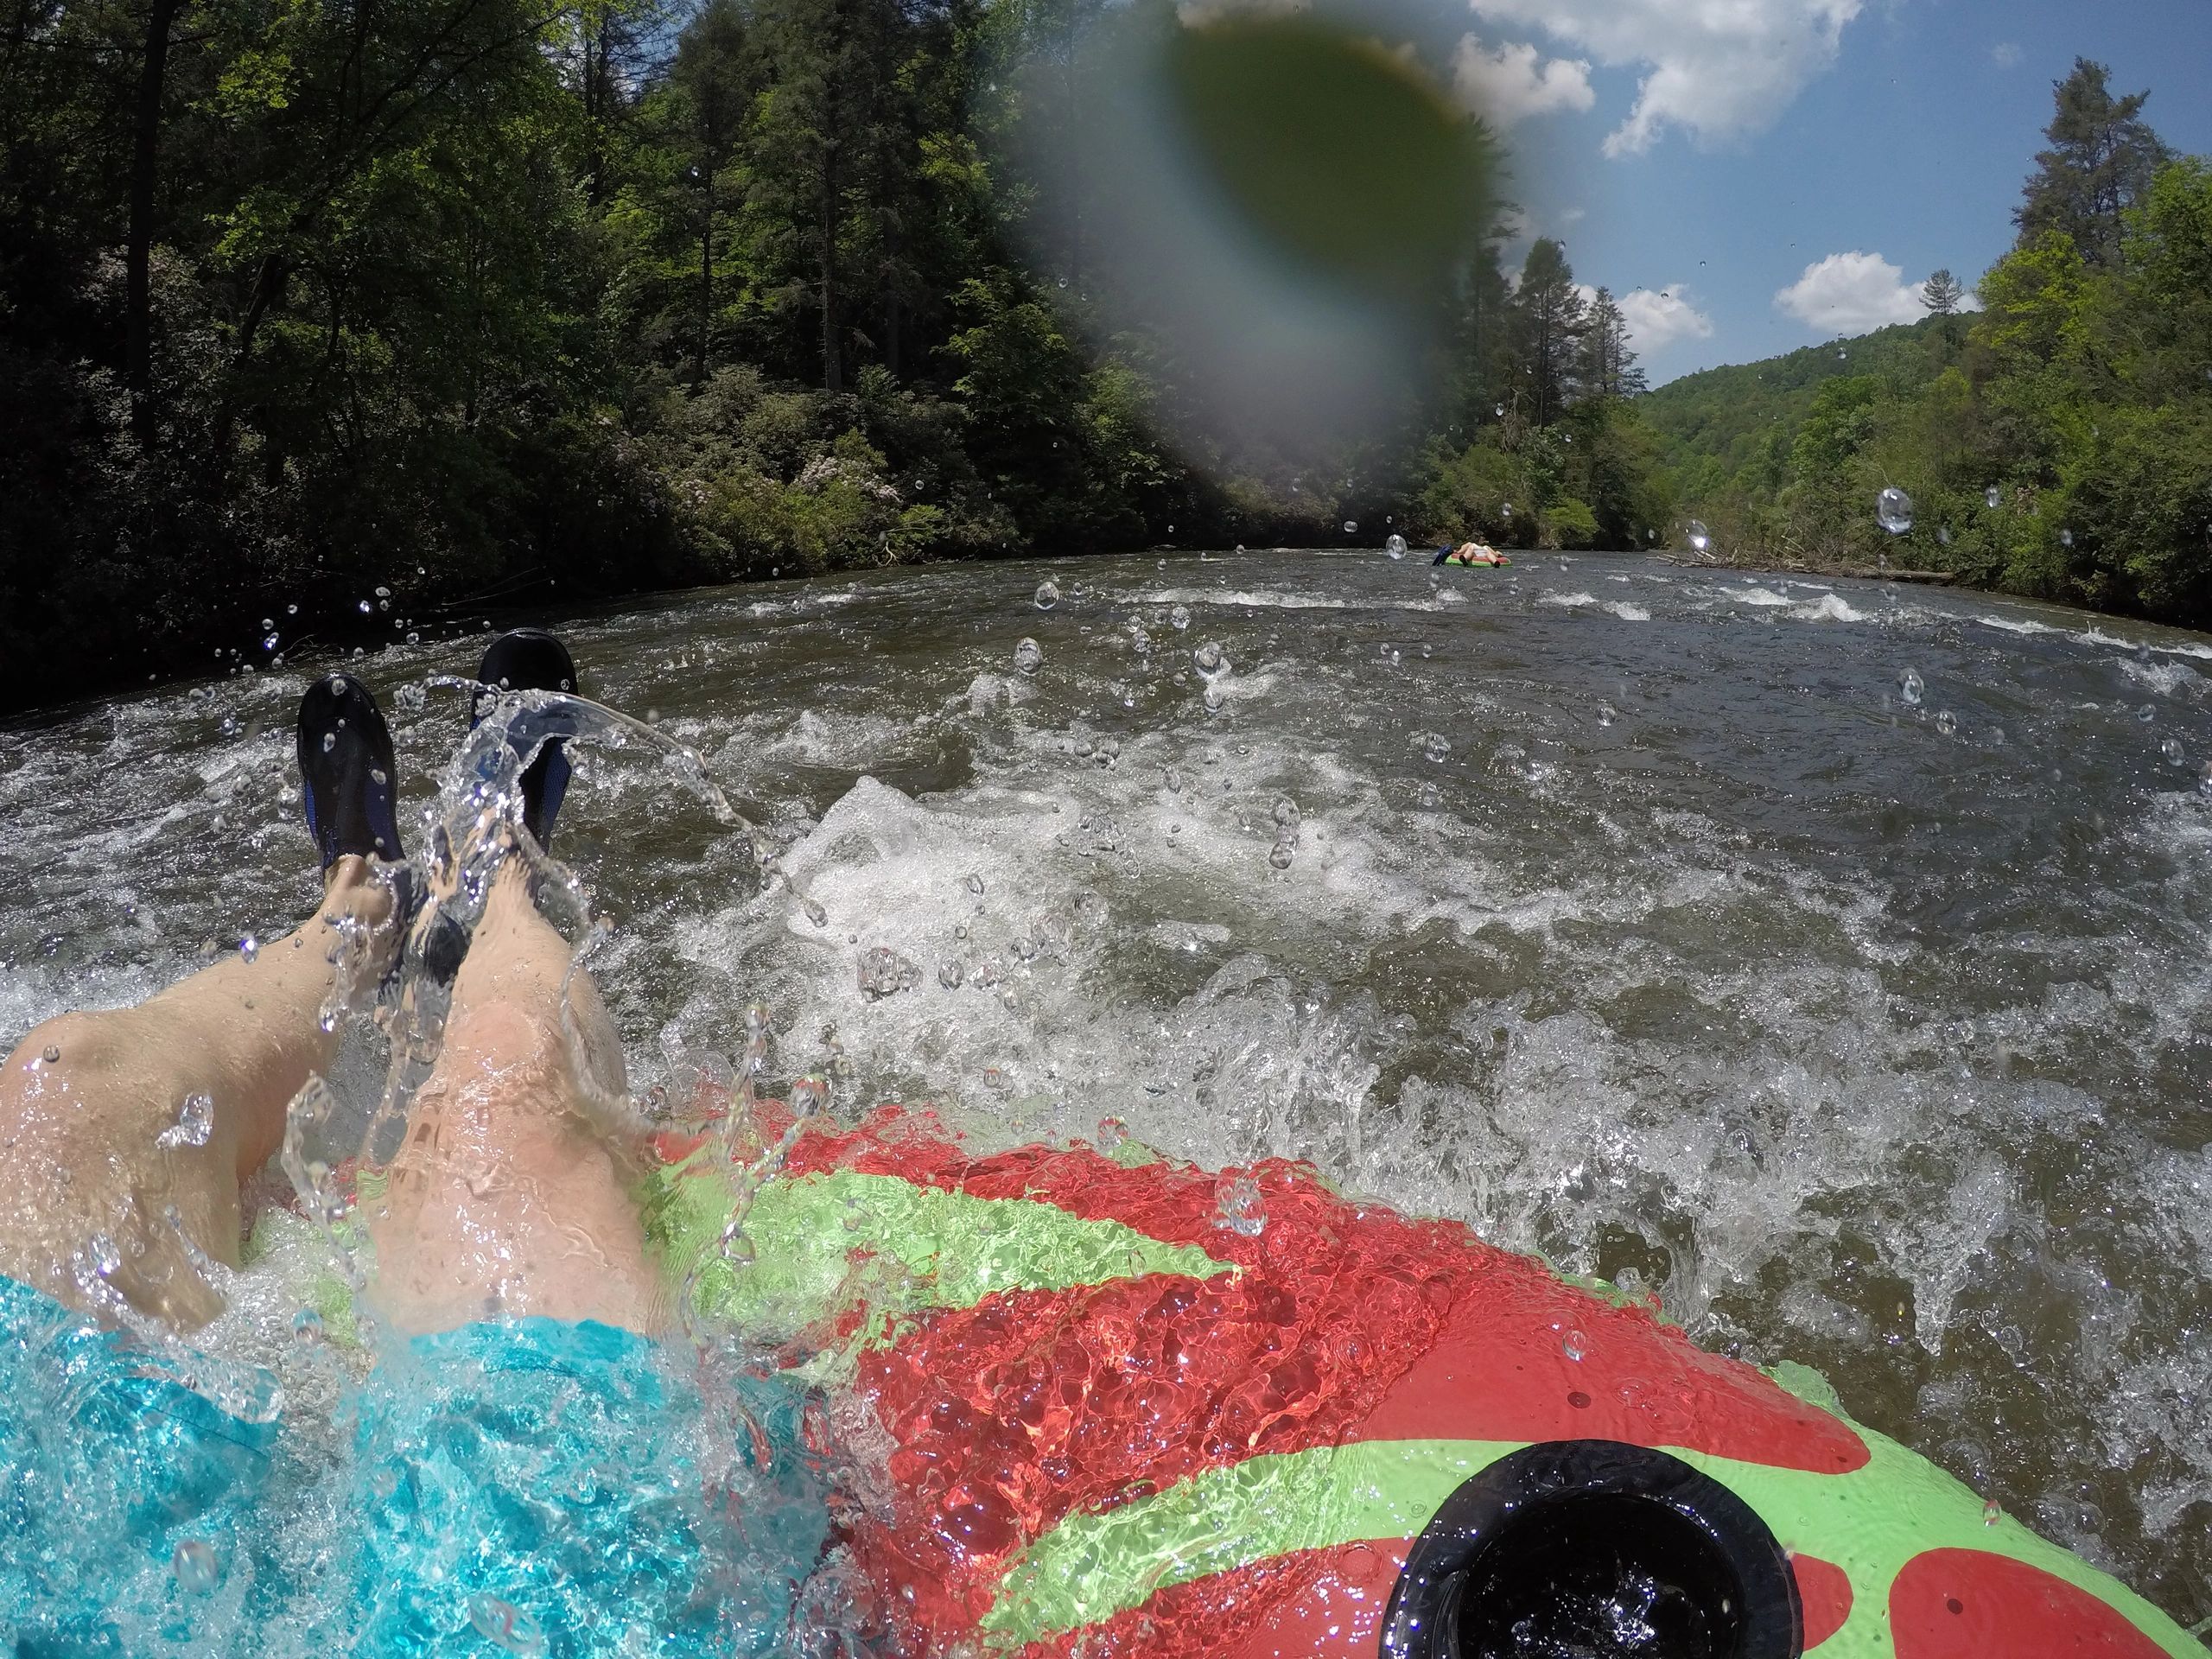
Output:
[[1509, 238, 1586, 426], [2016, 58, 2171, 270]]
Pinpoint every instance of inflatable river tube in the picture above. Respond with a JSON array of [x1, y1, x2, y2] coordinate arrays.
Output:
[[644, 1103, 2203, 1659]]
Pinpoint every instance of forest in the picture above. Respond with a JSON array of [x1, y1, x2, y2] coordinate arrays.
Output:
[[1645, 60, 2212, 627], [0, 0, 1669, 714]]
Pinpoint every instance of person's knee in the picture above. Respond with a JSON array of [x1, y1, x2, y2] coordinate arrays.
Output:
[[3, 1010, 126, 1102]]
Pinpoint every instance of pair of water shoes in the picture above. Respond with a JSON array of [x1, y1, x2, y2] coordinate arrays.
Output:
[[294, 629, 576, 870]]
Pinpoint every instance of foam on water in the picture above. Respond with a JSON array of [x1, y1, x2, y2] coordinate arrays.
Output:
[[4, 550, 2211, 1634]]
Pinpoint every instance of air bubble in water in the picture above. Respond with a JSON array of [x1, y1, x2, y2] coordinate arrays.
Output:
[[1216, 1175, 1265, 1236], [1385, 534, 1408, 560], [1014, 638, 1043, 674], [1899, 668, 1924, 707], [1193, 641, 1226, 679], [1034, 582, 1059, 611], [156, 1092, 215, 1149], [173, 1540, 221, 1593], [1169, 605, 1190, 631], [1687, 520, 1711, 555], [1936, 710, 1958, 737], [2163, 738, 2185, 766], [1877, 486, 1915, 535], [466, 1592, 546, 1656]]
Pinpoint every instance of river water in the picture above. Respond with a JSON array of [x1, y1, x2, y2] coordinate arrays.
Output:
[[3, 548, 2209, 1632]]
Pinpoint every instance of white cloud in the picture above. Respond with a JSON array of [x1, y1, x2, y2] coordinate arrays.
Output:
[[1618, 285, 1716, 354], [1452, 38, 1596, 127], [1774, 251, 1930, 334], [1990, 41, 2023, 69], [1466, 0, 1864, 156]]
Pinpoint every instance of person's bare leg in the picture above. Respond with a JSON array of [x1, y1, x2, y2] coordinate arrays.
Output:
[[0, 857, 394, 1328], [365, 857, 662, 1338]]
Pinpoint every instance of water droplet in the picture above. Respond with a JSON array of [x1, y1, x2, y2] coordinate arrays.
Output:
[[87, 1232, 122, 1277], [173, 1539, 221, 1593], [41, 1044, 60, 1065], [2139, 703, 2157, 724], [802, 898, 827, 927], [287, 603, 298, 615], [1268, 842, 1294, 870], [1494, 404, 1505, 417], [373, 585, 391, 598], [1938, 526, 1954, 546], [858, 946, 921, 998], [1423, 732, 1451, 762], [1169, 605, 1191, 632], [1982, 1498, 2002, 1526], [369, 766, 387, 786], [1899, 668, 1924, 707], [1876, 487, 1914, 535], [1096, 1116, 1126, 1150], [1274, 798, 1300, 827], [966, 873, 985, 895], [2060, 528, 2075, 549], [1193, 641, 1226, 679], [290, 1306, 327, 1344], [358, 599, 372, 614], [1596, 702, 1616, 728], [239, 935, 260, 963], [1033, 581, 1059, 611], [1215, 1175, 1265, 1236], [1343, 520, 1357, 534], [1562, 1328, 1586, 1362], [321, 730, 336, 753], [466, 1592, 546, 1656], [1936, 709, 1958, 737], [263, 632, 279, 651], [1418, 781, 1440, 807], [938, 960, 964, 989], [1501, 502, 1515, 520], [1164, 767, 1183, 793], [1385, 534, 1408, 560], [2163, 737, 2186, 766], [1202, 683, 1225, 713], [1014, 637, 1043, 675], [156, 1092, 215, 1150], [1687, 520, 1712, 556]]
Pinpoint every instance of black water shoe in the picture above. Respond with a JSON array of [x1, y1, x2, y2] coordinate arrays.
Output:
[[472, 629, 577, 849], [296, 672, 404, 868]]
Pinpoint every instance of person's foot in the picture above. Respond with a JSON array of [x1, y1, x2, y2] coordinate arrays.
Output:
[[472, 630, 577, 850], [296, 672, 404, 866]]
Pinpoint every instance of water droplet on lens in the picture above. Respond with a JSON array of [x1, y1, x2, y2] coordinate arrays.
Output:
[[358, 599, 372, 614], [1273, 798, 1300, 827], [41, 1044, 60, 1065], [1385, 534, 1408, 560], [966, 873, 985, 895], [1014, 637, 1042, 674], [1203, 683, 1225, 712], [1877, 486, 1915, 535], [1562, 1328, 1586, 1362], [240, 935, 260, 963], [1982, 1498, 2002, 1526], [321, 730, 336, 753], [173, 1539, 220, 1593], [1936, 709, 1957, 737], [2163, 737, 2185, 766], [1268, 842, 1294, 870], [2139, 703, 2157, 723], [938, 960, 964, 988], [1418, 781, 1440, 807], [1096, 1116, 1126, 1150], [1193, 641, 1226, 679], [802, 898, 827, 927], [1938, 525, 1953, 546], [1899, 668, 1924, 706], [1985, 486, 2003, 509], [1687, 520, 1711, 555], [1169, 605, 1190, 631], [1423, 732, 1451, 762], [263, 632, 279, 651], [1215, 1174, 1265, 1236], [156, 1092, 215, 1149], [1033, 581, 1058, 611]]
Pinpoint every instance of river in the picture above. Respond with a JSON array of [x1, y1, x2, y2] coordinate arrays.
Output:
[[3, 547, 2208, 1631]]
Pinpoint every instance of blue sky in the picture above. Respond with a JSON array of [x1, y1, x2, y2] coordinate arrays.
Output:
[[1449, 0, 2212, 385]]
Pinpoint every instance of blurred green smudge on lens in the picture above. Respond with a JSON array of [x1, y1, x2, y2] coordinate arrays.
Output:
[[1161, 19, 1493, 305]]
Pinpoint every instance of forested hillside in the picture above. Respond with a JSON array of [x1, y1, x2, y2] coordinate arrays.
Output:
[[1645, 60, 2212, 627], [0, 0, 1674, 714]]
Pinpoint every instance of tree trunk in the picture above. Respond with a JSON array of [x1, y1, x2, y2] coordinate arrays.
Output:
[[127, 0, 184, 455], [699, 175, 714, 381]]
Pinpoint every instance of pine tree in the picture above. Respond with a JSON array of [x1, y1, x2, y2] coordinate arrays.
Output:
[[1581, 286, 1645, 400], [667, 0, 756, 379], [2016, 58, 2171, 270], [1920, 269, 1964, 315], [1510, 238, 1587, 425]]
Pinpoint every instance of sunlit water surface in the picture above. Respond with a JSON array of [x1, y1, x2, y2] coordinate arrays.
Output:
[[3, 549, 2209, 1636]]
